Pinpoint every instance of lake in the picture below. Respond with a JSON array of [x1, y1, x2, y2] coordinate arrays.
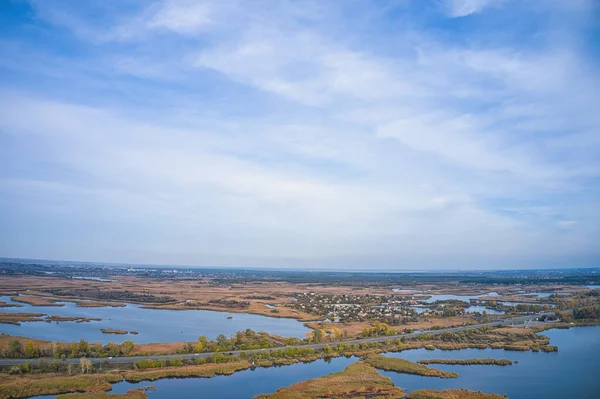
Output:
[[419, 292, 499, 303], [0, 296, 310, 343], [28, 326, 600, 399], [412, 305, 504, 315]]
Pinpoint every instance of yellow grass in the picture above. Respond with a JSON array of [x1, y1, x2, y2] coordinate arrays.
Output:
[[255, 361, 405, 399], [364, 354, 459, 378], [0, 373, 123, 399], [407, 389, 506, 399], [56, 389, 147, 399], [123, 361, 252, 382]]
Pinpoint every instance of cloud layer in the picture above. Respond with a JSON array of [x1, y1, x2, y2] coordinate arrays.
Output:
[[0, 0, 598, 269]]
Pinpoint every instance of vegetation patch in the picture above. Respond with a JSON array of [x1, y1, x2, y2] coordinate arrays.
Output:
[[255, 361, 404, 399], [364, 354, 459, 378], [407, 388, 507, 399], [56, 389, 148, 399], [100, 329, 129, 335], [123, 361, 252, 382], [10, 296, 64, 307], [47, 316, 101, 323], [0, 300, 21, 308], [0, 373, 122, 399], [0, 312, 45, 325], [417, 359, 512, 366]]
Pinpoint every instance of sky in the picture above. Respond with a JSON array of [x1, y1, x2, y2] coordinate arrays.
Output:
[[0, 0, 599, 270]]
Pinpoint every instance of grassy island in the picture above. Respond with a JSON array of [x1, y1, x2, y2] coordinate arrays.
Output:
[[407, 389, 507, 399], [100, 329, 128, 335], [255, 362, 405, 399], [47, 316, 101, 323], [123, 361, 251, 382], [417, 359, 512, 366], [0, 312, 45, 325], [10, 296, 64, 307], [56, 390, 148, 399], [364, 354, 459, 378], [0, 300, 21, 308]]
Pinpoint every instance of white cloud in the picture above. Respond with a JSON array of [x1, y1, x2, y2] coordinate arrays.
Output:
[[147, 0, 213, 34], [445, 0, 507, 18], [1, 0, 599, 267]]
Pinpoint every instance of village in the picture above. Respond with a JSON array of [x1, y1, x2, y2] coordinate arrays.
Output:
[[288, 292, 475, 325]]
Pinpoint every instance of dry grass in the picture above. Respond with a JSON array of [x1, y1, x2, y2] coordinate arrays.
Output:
[[101, 329, 129, 335], [10, 296, 64, 306], [417, 359, 512, 366], [407, 389, 506, 399], [0, 312, 46, 325], [0, 373, 123, 399], [364, 354, 459, 378], [255, 361, 404, 399], [76, 301, 126, 308], [56, 389, 147, 399], [122, 361, 252, 382], [0, 300, 21, 308]]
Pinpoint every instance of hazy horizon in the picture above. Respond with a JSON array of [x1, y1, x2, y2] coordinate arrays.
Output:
[[1, 1, 599, 269]]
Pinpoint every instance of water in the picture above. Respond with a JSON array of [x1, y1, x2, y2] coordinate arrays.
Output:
[[392, 289, 425, 293], [464, 305, 503, 315], [378, 326, 600, 399], [419, 292, 499, 303], [498, 301, 556, 308], [0, 296, 309, 343], [525, 292, 553, 298], [70, 276, 114, 282], [26, 327, 600, 399], [586, 285, 600, 289], [412, 306, 504, 315]]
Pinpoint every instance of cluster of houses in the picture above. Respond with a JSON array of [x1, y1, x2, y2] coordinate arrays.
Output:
[[288, 292, 461, 324]]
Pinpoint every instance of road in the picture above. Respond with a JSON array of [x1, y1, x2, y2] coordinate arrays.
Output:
[[0, 312, 552, 366]]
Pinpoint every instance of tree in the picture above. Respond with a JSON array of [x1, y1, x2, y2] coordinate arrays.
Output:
[[25, 341, 36, 358], [198, 335, 209, 346], [70, 342, 79, 358], [312, 329, 323, 343], [106, 342, 120, 357], [52, 341, 62, 358], [194, 341, 204, 353], [79, 339, 89, 356], [216, 334, 227, 349], [80, 358, 92, 374], [121, 340, 135, 355], [7, 340, 22, 358]]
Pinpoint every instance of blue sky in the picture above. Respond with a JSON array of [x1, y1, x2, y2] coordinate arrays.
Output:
[[0, 0, 599, 270]]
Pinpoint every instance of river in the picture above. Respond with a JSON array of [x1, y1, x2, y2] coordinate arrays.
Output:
[[0, 296, 310, 343], [28, 326, 600, 399]]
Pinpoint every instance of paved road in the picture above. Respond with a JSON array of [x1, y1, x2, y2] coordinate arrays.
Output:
[[0, 312, 552, 366]]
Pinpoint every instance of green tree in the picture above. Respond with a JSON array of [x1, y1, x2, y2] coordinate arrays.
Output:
[[52, 341, 62, 358], [70, 342, 79, 358], [25, 341, 36, 358], [121, 340, 135, 355], [79, 339, 89, 356], [194, 341, 204, 353], [105, 342, 120, 357], [7, 340, 22, 358]]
